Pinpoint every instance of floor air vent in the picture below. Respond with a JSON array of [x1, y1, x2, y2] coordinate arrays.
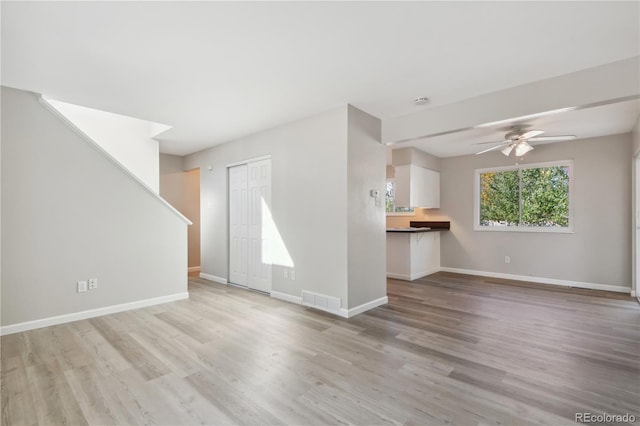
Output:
[[301, 291, 341, 315]]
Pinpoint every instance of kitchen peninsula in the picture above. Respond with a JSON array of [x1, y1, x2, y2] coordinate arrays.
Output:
[[386, 221, 450, 281]]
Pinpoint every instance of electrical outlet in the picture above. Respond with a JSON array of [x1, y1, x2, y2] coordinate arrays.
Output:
[[77, 280, 88, 293], [284, 270, 288, 279], [504, 256, 511, 264], [290, 270, 296, 280], [88, 278, 98, 290]]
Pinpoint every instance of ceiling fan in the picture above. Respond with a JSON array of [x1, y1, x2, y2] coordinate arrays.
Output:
[[475, 127, 576, 156]]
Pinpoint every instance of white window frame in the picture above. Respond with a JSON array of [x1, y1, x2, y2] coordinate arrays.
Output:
[[386, 179, 415, 216], [474, 160, 574, 233]]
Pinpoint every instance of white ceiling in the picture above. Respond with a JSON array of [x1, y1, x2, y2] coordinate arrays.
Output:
[[2, 1, 639, 156]]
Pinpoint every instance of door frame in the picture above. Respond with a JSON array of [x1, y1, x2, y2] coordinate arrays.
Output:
[[634, 151, 639, 302], [227, 154, 272, 169]]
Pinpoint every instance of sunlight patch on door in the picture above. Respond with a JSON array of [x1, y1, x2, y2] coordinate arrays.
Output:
[[261, 197, 294, 267]]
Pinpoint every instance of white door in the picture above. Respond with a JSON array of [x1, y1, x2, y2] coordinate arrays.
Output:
[[229, 164, 248, 286], [228, 159, 272, 293], [247, 159, 272, 293]]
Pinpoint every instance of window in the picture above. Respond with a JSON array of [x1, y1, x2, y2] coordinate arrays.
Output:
[[474, 160, 572, 232], [386, 180, 414, 215]]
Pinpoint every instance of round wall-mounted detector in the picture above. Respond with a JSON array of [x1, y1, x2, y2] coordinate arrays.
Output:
[[414, 97, 429, 106]]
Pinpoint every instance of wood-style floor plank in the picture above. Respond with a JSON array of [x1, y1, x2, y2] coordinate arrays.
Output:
[[2, 272, 639, 425]]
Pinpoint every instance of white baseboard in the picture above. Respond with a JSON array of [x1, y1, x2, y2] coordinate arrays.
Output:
[[439, 267, 632, 294], [270, 290, 302, 304], [345, 296, 389, 317], [0, 292, 189, 336], [199, 273, 227, 284], [387, 267, 440, 281], [188, 266, 201, 272]]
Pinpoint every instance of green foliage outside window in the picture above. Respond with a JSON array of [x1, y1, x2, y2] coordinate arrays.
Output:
[[386, 181, 394, 213], [480, 170, 519, 226], [480, 165, 570, 228]]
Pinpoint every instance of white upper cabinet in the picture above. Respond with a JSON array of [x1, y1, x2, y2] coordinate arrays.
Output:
[[394, 164, 440, 208]]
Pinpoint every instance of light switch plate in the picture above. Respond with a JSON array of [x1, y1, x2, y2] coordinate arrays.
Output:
[[88, 278, 98, 290]]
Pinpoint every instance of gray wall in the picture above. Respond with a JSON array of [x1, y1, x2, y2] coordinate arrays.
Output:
[[159, 154, 201, 268], [347, 106, 386, 308], [184, 107, 350, 304], [439, 133, 632, 288], [1, 86, 188, 326]]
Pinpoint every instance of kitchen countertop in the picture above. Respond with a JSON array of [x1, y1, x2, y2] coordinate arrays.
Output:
[[386, 221, 450, 233], [386, 227, 435, 233]]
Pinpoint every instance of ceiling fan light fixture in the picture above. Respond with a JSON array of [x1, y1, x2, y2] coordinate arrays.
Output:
[[514, 141, 534, 156], [475, 128, 572, 156], [501, 144, 514, 156]]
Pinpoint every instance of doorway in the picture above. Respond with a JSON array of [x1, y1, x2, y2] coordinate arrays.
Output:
[[158, 155, 201, 277], [228, 158, 272, 293], [185, 168, 201, 276]]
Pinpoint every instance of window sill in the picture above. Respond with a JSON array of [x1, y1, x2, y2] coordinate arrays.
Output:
[[386, 212, 416, 217], [474, 226, 574, 234]]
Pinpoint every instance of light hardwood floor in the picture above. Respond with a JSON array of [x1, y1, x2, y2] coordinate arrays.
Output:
[[2, 272, 639, 425]]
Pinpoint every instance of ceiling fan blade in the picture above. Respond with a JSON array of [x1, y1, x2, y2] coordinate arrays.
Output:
[[473, 139, 509, 145], [519, 130, 544, 139], [476, 144, 508, 155], [527, 135, 576, 142]]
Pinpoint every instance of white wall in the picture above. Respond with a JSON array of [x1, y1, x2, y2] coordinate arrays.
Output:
[[439, 133, 632, 290], [160, 154, 201, 269], [346, 106, 386, 308], [184, 107, 350, 305], [46, 99, 165, 192], [1, 86, 188, 330]]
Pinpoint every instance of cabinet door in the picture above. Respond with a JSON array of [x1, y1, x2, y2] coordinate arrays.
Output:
[[393, 164, 440, 208], [409, 165, 425, 207], [423, 168, 440, 208], [393, 165, 411, 207], [427, 231, 441, 271]]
